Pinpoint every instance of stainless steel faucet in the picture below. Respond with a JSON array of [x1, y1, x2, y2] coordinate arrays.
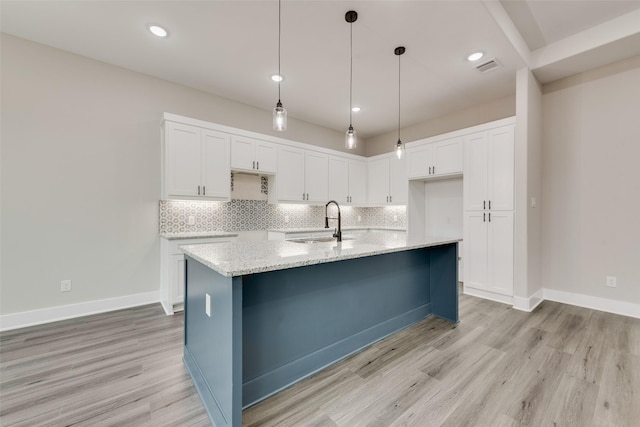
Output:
[[324, 200, 342, 242]]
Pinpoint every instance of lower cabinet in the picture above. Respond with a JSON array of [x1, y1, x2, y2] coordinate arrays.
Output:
[[160, 236, 235, 315], [463, 210, 514, 297]]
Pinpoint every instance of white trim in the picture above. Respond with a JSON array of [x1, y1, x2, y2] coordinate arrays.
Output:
[[543, 288, 640, 320], [462, 287, 514, 306], [513, 288, 544, 312], [0, 291, 161, 332]]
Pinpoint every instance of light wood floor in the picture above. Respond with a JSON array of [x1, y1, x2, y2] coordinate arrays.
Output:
[[1, 294, 639, 426]]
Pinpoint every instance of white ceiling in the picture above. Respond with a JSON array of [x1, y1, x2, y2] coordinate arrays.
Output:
[[2, 1, 639, 139]]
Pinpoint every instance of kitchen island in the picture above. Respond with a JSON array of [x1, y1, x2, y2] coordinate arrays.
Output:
[[181, 231, 459, 427]]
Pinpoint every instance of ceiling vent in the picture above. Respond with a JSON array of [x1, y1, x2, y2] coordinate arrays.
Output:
[[475, 58, 501, 73]]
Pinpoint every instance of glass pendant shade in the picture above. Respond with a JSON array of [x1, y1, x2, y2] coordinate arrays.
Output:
[[395, 139, 405, 159], [345, 126, 357, 149], [273, 101, 287, 131]]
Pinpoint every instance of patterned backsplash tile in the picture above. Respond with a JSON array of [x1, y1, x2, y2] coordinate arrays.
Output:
[[159, 200, 406, 234]]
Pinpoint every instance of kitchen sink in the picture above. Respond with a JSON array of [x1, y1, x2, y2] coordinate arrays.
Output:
[[289, 237, 354, 244]]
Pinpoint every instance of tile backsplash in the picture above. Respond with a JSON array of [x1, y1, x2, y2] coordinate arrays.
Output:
[[159, 200, 406, 234]]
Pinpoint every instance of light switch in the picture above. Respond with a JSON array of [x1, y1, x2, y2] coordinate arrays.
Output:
[[531, 197, 537, 208], [205, 293, 211, 317]]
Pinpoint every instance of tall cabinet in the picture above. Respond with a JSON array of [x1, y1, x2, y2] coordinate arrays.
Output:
[[463, 125, 515, 299]]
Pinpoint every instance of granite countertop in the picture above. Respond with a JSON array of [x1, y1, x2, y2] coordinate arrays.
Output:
[[267, 226, 406, 233], [181, 230, 460, 277], [160, 231, 239, 240]]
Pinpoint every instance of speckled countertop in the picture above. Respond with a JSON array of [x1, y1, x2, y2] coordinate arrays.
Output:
[[181, 231, 460, 277], [267, 226, 406, 233], [160, 231, 238, 240]]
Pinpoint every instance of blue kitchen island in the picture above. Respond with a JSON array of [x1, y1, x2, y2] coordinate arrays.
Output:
[[181, 231, 459, 427]]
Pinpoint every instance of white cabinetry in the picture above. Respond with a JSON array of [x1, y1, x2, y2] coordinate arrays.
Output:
[[160, 236, 235, 315], [463, 124, 515, 298], [163, 121, 230, 200], [231, 136, 276, 174], [276, 146, 328, 203], [368, 155, 407, 204], [407, 137, 462, 179], [328, 156, 367, 204]]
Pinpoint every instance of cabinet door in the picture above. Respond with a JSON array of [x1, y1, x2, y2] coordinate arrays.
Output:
[[487, 211, 514, 296], [348, 159, 367, 204], [488, 126, 514, 211], [390, 156, 407, 204], [433, 137, 462, 176], [165, 122, 202, 197], [463, 211, 488, 291], [277, 146, 305, 201], [407, 145, 432, 179], [328, 156, 349, 203], [230, 136, 256, 171], [255, 141, 277, 174], [172, 254, 186, 304], [305, 152, 329, 202], [463, 131, 488, 211], [368, 158, 390, 204], [201, 130, 230, 199]]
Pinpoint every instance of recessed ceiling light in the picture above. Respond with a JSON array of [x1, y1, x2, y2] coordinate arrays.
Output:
[[271, 74, 283, 82], [467, 52, 484, 62], [149, 25, 168, 38], [351, 107, 361, 112]]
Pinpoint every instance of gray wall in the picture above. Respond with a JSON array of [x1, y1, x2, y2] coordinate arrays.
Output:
[[541, 56, 640, 305], [0, 34, 353, 315]]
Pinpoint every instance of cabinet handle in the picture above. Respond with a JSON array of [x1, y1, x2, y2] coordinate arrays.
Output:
[[252, 161, 255, 169], [483, 200, 486, 210], [197, 185, 201, 195], [489, 200, 491, 210], [302, 193, 305, 200], [432, 166, 435, 174], [489, 212, 491, 222], [483, 213, 486, 222], [428, 166, 432, 175], [257, 161, 260, 170], [390, 195, 393, 203]]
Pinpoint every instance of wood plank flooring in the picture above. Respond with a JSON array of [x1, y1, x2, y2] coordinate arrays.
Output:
[[1, 294, 639, 426]]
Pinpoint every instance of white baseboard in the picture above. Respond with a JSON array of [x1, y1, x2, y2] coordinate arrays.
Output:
[[513, 288, 544, 312], [463, 287, 514, 306], [0, 291, 161, 332], [543, 288, 640, 319]]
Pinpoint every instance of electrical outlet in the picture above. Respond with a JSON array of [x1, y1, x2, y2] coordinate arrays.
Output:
[[205, 293, 211, 317], [187, 215, 196, 225], [606, 276, 617, 288], [60, 280, 72, 292]]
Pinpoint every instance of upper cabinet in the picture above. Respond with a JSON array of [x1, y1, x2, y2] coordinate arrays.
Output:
[[275, 147, 328, 203], [231, 136, 276, 174], [367, 155, 407, 205], [407, 137, 462, 180], [162, 121, 230, 200], [463, 125, 515, 211], [328, 156, 367, 205]]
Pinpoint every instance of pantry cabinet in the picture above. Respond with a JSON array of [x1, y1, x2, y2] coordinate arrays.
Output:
[[462, 123, 515, 298], [163, 121, 230, 200]]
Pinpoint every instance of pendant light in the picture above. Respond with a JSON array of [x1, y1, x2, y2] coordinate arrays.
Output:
[[394, 46, 406, 159], [273, 0, 287, 131], [345, 10, 358, 149]]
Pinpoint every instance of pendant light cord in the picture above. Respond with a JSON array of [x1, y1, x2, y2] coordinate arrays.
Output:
[[398, 52, 401, 141], [349, 20, 353, 127], [278, 0, 282, 103]]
